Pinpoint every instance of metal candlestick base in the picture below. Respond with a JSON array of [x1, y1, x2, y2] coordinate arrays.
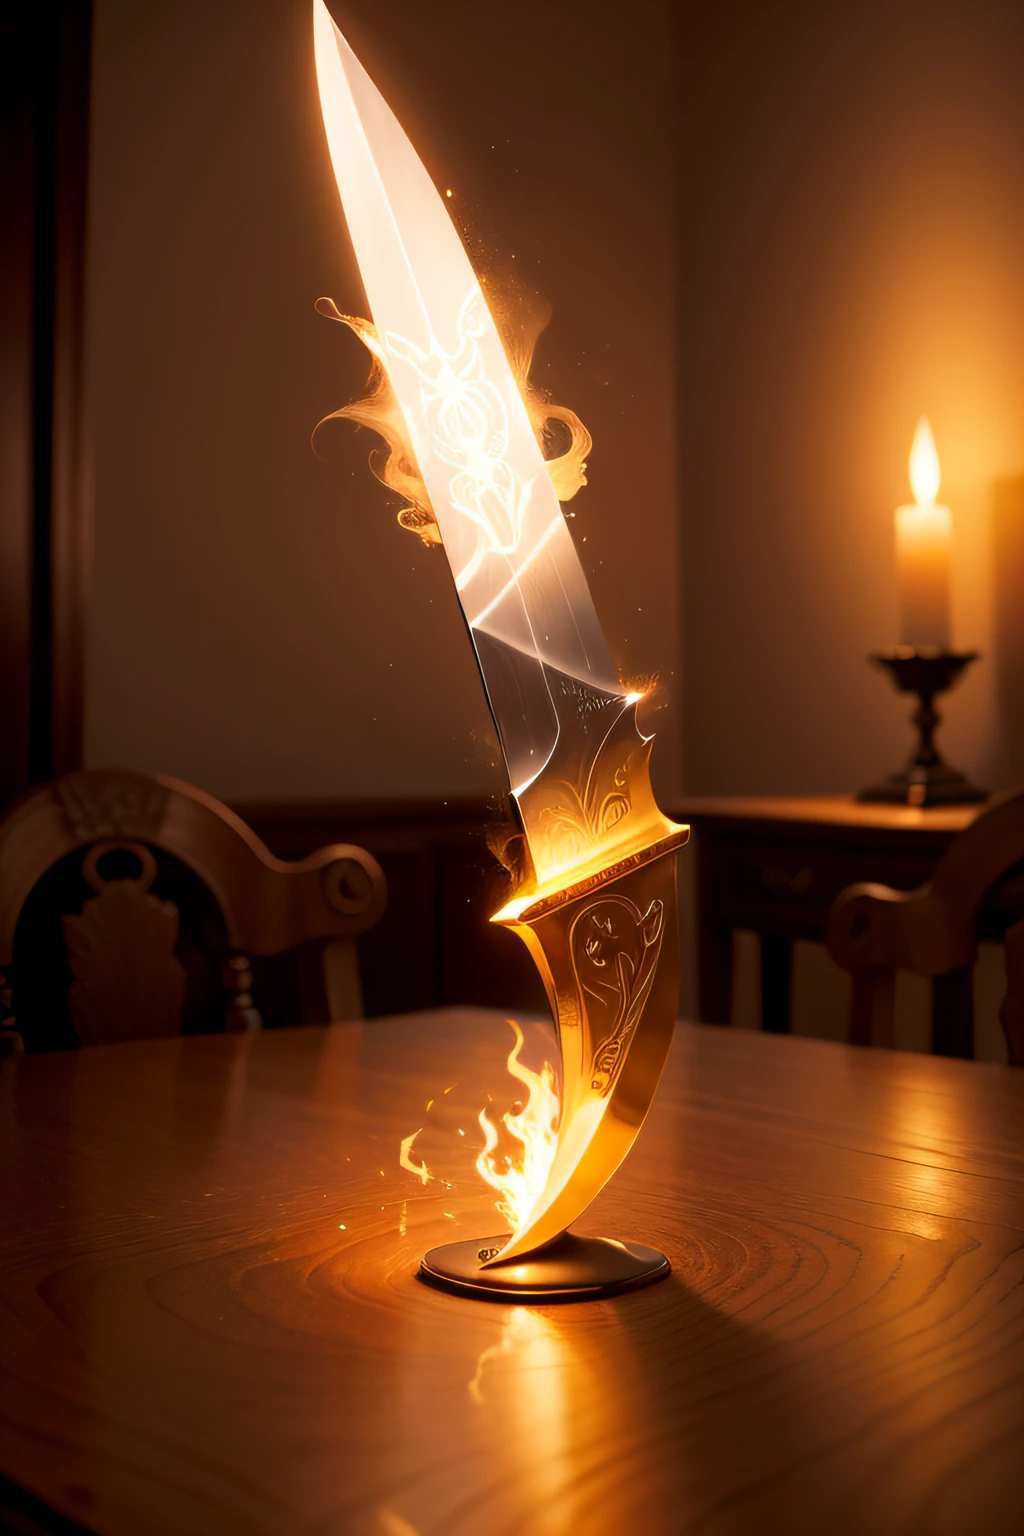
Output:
[[419, 1231, 670, 1303], [859, 648, 987, 807]]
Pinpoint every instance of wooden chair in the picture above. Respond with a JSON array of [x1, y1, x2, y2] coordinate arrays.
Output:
[[0, 770, 386, 1054], [1001, 919, 1024, 1065], [826, 788, 1024, 1060]]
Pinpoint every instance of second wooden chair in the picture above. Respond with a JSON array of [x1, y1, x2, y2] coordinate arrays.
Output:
[[826, 787, 1024, 1060]]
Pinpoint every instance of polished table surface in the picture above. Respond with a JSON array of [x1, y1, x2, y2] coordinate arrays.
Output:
[[2, 1010, 1023, 1536]]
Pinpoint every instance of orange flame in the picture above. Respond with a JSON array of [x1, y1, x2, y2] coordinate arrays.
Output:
[[475, 1020, 560, 1236], [314, 285, 591, 546], [399, 1128, 430, 1185]]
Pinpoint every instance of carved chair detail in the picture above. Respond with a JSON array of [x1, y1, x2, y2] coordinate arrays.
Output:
[[0, 770, 386, 1053]]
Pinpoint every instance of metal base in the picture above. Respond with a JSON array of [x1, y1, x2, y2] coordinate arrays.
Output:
[[419, 1231, 670, 1303]]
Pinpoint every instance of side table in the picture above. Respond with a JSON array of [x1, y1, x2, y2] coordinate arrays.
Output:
[[668, 796, 984, 1035]]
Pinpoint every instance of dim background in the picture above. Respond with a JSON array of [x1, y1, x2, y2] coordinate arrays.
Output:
[[83, 0, 1024, 1042]]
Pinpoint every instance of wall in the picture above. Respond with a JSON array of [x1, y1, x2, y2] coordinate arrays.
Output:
[[677, 0, 1024, 797], [83, 0, 680, 802], [86, 0, 1024, 807], [673, 0, 1024, 1058], [84, 0, 1022, 1053]]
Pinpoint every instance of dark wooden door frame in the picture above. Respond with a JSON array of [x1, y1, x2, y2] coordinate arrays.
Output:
[[1, 0, 92, 809]]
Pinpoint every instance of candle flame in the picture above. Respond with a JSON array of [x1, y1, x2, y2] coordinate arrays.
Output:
[[475, 1020, 560, 1236], [909, 415, 941, 507]]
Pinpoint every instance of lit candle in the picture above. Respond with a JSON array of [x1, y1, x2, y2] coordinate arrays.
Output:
[[895, 416, 952, 649]]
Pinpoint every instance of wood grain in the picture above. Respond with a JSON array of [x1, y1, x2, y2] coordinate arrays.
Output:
[[2, 1012, 1023, 1535]]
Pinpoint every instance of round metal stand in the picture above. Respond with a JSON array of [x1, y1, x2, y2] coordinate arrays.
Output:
[[858, 648, 987, 807], [419, 1231, 670, 1303]]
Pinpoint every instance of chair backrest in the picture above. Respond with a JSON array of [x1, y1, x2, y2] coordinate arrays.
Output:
[[827, 788, 1024, 1059], [0, 770, 386, 1053], [1001, 920, 1024, 1066]]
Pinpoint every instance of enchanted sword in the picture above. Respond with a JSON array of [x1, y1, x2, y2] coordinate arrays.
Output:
[[313, 0, 688, 1269]]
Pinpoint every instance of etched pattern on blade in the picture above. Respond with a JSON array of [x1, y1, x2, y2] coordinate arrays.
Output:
[[384, 288, 538, 580], [489, 848, 682, 1264], [572, 896, 666, 1096]]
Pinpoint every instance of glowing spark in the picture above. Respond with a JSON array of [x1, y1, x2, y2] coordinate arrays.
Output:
[[338, 1223, 347, 1230], [399, 1129, 430, 1186]]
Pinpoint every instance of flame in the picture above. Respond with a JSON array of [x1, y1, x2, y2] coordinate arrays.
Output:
[[909, 415, 941, 507], [399, 1128, 430, 1185], [475, 1020, 560, 1235], [314, 285, 591, 546], [395, 1021, 560, 1237]]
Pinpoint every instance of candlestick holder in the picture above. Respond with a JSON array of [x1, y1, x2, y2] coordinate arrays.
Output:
[[859, 648, 988, 807]]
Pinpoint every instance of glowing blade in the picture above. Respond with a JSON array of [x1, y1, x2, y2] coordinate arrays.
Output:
[[314, 1, 688, 1272], [313, 1, 620, 803]]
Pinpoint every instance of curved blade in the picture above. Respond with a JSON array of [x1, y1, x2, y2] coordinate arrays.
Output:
[[314, 1, 687, 1264], [491, 842, 684, 1263], [314, 0, 620, 805]]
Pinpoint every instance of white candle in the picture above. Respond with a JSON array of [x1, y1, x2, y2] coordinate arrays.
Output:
[[895, 416, 951, 649]]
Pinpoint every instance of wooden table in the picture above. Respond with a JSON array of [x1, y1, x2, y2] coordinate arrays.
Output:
[[670, 795, 991, 1035], [2, 1011, 1022, 1535]]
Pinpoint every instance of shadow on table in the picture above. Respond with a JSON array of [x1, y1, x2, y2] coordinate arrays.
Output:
[[600, 1271, 825, 1531]]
